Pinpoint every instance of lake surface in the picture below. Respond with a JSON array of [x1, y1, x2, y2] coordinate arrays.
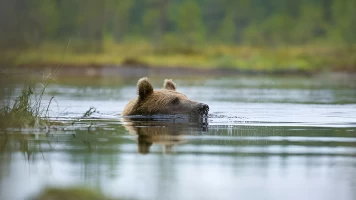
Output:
[[1, 73, 356, 200]]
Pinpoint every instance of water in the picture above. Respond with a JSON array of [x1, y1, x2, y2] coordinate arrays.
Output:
[[1, 74, 356, 200]]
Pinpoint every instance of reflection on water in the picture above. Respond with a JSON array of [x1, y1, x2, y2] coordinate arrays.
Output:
[[122, 116, 208, 154], [0, 74, 356, 200], [1, 124, 356, 200]]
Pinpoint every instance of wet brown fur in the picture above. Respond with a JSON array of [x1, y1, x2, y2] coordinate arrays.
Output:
[[122, 77, 203, 116]]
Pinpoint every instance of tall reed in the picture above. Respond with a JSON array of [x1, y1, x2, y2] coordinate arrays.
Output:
[[0, 76, 54, 129]]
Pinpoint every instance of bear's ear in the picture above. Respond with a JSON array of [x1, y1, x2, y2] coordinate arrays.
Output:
[[163, 79, 176, 91], [137, 77, 153, 99]]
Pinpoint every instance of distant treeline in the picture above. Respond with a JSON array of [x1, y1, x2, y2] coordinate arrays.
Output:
[[0, 0, 355, 49]]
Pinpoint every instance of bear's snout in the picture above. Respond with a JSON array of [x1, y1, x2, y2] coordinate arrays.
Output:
[[198, 103, 209, 115]]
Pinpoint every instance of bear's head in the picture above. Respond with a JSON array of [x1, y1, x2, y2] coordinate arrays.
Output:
[[122, 77, 209, 116]]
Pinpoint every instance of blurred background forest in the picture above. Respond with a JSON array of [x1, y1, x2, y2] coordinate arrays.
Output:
[[1, 0, 355, 72]]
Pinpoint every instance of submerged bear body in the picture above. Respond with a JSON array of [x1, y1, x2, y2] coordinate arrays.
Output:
[[122, 77, 209, 116]]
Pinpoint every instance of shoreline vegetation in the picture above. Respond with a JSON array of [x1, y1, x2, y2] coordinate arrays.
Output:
[[1, 1, 356, 74], [0, 80, 53, 129], [0, 75, 96, 129], [3, 43, 356, 75], [33, 186, 111, 200]]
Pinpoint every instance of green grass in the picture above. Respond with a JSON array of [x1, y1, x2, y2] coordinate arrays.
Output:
[[0, 81, 54, 129], [0, 75, 100, 129], [32, 186, 110, 200], [4, 42, 356, 72]]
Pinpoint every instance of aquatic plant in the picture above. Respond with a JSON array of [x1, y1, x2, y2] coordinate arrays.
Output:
[[0, 82, 102, 130], [0, 77, 55, 129], [32, 186, 109, 200]]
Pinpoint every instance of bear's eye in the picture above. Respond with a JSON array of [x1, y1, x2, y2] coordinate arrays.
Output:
[[171, 98, 180, 105]]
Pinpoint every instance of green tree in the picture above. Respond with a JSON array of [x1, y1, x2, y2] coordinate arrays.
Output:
[[76, 0, 110, 52], [139, 0, 170, 45], [28, 0, 59, 41], [217, 11, 236, 43], [56, 0, 81, 39], [242, 22, 265, 45], [142, 8, 160, 42], [292, 3, 327, 43], [1, 0, 356, 50], [0, 0, 59, 47], [175, 0, 205, 45], [328, 0, 356, 44], [111, 0, 135, 42]]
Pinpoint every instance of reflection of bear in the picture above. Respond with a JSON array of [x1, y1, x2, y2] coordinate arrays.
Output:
[[122, 77, 209, 116], [123, 118, 208, 154]]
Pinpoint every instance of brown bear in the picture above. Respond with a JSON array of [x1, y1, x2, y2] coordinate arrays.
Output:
[[122, 77, 209, 116]]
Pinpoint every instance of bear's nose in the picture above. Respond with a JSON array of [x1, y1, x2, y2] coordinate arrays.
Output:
[[199, 103, 209, 114]]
